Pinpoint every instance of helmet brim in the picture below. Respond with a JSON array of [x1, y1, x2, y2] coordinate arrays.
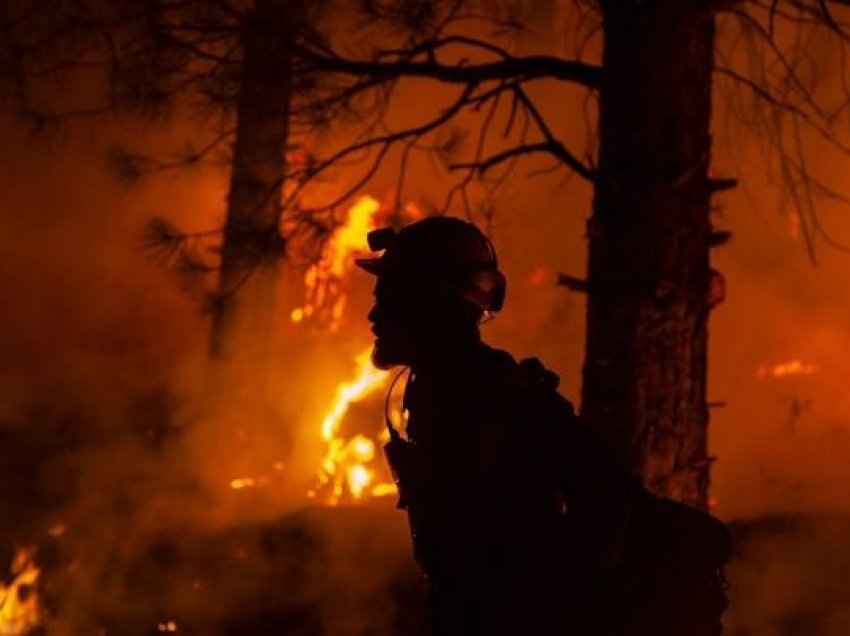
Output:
[[354, 257, 388, 275]]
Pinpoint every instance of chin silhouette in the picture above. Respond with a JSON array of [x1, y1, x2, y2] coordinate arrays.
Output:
[[371, 340, 399, 370]]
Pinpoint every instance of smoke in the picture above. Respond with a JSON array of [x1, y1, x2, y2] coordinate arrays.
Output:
[[709, 115, 850, 519], [0, 112, 421, 632], [725, 515, 850, 636], [0, 119, 200, 628]]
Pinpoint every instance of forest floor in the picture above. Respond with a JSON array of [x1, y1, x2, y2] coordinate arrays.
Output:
[[35, 507, 850, 635]]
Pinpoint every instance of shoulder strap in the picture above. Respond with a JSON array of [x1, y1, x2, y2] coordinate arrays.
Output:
[[384, 367, 411, 442]]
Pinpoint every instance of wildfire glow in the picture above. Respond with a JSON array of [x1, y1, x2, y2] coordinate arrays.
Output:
[[0, 548, 40, 635], [290, 194, 416, 504], [292, 196, 381, 329], [756, 359, 817, 378], [314, 349, 395, 503]]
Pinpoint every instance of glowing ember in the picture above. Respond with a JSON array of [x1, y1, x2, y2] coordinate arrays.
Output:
[[47, 523, 65, 538], [157, 619, 178, 632], [0, 548, 40, 635], [526, 266, 550, 287], [756, 359, 817, 378], [314, 349, 396, 503], [292, 195, 382, 329], [229, 475, 270, 490]]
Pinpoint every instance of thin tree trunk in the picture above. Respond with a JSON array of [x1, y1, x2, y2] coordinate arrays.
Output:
[[210, 0, 292, 368], [581, 0, 716, 508]]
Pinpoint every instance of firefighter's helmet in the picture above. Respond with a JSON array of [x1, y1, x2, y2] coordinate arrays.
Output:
[[355, 217, 506, 313]]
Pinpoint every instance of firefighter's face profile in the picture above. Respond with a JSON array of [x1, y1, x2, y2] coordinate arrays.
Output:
[[368, 274, 429, 369]]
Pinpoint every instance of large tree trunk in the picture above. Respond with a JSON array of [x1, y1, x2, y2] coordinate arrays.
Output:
[[581, 0, 716, 508], [209, 0, 292, 368]]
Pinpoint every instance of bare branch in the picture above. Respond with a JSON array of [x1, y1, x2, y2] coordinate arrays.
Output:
[[556, 273, 588, 293], [512, 85, 595, 180], [449, 141, 581, 176], [283, 82, 480, 211], [295, 39, 602, 89], [715, 66, 850, 154]]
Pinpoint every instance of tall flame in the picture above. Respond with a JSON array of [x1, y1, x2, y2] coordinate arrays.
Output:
[[0, 548, 40, 635], [312, 349, 395, 504], [291, 196, 381, 329], [290, 194, 414, 503]]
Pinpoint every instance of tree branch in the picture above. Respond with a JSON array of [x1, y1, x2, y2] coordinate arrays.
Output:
[[295, 40, 601, 89], [449, 141, 594, 181], [715, 66, 850, 154]]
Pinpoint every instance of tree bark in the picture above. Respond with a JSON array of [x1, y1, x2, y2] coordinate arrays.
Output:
[[581, 0, 716, 508], [209, 0, 292, 367]]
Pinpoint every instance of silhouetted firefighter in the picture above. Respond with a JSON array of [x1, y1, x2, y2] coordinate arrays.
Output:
[[356, 217, 732, 636]]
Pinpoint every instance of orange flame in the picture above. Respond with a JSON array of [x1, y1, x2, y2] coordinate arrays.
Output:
[[312, 349, 396, 504], [229, 476, 272, 490], [756, 359, 817, 378], [291, 196, 381, 329], [0, 548, 40, 635], [291, 194, 418, 503]]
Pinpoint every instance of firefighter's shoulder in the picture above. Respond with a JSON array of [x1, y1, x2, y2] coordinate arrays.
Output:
[[472, 345, 576, 420]]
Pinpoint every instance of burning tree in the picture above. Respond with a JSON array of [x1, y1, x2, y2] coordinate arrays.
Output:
[[286, 0, 850, 508]]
